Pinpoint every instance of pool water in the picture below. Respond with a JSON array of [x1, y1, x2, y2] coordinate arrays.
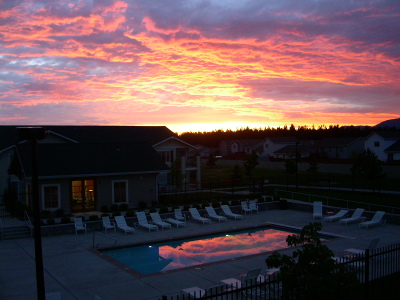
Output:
[[102, 227, 295, 275]]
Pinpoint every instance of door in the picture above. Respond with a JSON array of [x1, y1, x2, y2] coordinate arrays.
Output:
[[71, 179, 96, 212]]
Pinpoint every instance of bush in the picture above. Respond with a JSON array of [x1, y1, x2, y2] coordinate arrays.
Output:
[[110, 204, 119, 212], [125, 211, 135, 218], [112, 212, 121, 217], [41, 210, 51, 218], [100, 205, 109, 213], [88, 215, 99, 221], [138, 201, 147, 209], [119, 203, 128, 211], [46, 218, 55, 225], [55, 208, 64, 217], [101, 213, 110, 218], [159, 206, 169, 214], [60, 217, 71, 224]]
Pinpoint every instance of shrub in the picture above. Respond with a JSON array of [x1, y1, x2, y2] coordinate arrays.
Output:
[[60, 217, 71, 224], [119, 203, 128, 211], [159, 206, 169, 214], [112, 212, 121, 217], [125, 211, 135, 218], [110, 204, 119, 212], [100, 205, 109, 213], [41, 210, 51, 218], [55, 208, 64, 217], [101, 213, 110, 218], [46, 218, 55, 225], [88, 215, 99, 221], [138, 201, 147, 209]]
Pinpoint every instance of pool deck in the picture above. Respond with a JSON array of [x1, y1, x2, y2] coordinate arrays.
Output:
[[1, 207, 400, 300]]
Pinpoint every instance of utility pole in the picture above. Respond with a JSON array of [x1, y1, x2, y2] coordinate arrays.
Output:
[[18, 127, 46, 300]]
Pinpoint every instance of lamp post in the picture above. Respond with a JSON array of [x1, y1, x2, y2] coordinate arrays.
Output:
[[18, 127, 46, 300], [295, 142, 299, 191]]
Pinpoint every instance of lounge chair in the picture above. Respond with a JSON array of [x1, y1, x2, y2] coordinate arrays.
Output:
[[115, 216, 136, 235], [74, 217, 86, 235], [165, 217, 186, 228], [241, 201, 252, 214], [189, 208, 211, 225], [248, 200, 259, 213], [205, 206, 227, 223], [323, 210, 348, 223], [339, 208, 364, 225], [150, 212, 172, 230], [136, 211, 158, 231], [313, 201, 323, 220], [343, 238, 380, 256], [359, 211, 386, 229], [102, 216, 116, 233], [221, 268, 265, 293], [221, 205, 243, 220], [174, 209, 186, 222], [181, 285, 225, 299]]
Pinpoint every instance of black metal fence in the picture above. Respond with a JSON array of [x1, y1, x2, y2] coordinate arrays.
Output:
[[156, 242, 400, 300]]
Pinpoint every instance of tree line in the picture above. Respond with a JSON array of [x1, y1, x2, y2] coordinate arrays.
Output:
[[179, 124, 399, 147]]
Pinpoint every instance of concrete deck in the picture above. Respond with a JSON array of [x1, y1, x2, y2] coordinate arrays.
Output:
[[1, 207, 399, 300]]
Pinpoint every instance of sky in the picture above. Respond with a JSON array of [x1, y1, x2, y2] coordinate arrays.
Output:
[[1, 0, 399, 133]]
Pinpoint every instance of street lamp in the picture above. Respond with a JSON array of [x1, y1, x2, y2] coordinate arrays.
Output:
[[17, 127, 46, 300]]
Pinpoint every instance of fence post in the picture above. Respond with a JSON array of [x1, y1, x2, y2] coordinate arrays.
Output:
[[365, 249, 370, 300]]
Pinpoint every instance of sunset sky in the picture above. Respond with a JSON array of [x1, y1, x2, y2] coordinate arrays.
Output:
[[1, 0, 399, 133]]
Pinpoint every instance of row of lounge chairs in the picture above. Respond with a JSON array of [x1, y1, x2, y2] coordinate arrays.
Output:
[[74, 205, 246, 235], [312, 201, 387, 228]]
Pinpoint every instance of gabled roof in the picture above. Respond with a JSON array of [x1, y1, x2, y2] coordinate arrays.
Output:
[[236, 139, 264, 147], [314, 137, 362, 147], [153, 136, 197, 149], [385, 140, 400, 153], [0, 126, 178, 150], [274, 144, 312, 154], [367, 131, 400, 140], [13, 142, 169, 179], [265, 136, 298, 143]]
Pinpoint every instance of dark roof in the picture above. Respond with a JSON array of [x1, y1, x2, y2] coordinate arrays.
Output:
[[315, 137, 362, 147], [0, 126, 177, 150], [371, 131, 400, 139], [14, 142, 169, 178], [266, 136, 298, 143], [274, 144, 312, 154], [385, 140, 400, 153]]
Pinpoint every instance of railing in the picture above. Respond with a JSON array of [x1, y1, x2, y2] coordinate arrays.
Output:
[[274, 189, 400, 215], [92, 232, 117, 248], [154, 242, 400, 300]]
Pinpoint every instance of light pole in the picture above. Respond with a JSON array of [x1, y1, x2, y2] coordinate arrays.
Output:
[[295, 142, 299, 190], [18, 127, 46, 300]]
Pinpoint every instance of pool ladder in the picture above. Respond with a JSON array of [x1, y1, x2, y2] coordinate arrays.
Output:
[[92, 232, 117, 248]]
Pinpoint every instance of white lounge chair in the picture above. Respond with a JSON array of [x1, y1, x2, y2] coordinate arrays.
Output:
[[205, 206, 227, 223], [221, 205, 243, 220], [165, 217, 186, 228], [343, 238, 380, 256], [136, 211, 158, 231], [313, 201, 323, 220], [74, 217, 86, 235], [181, 286, 206, 299], [189, 208, 211, 225], [339, 208, 364, 225], [150, 212, 172, 230], [248, 200, 259, 213], [323, 210, 348, 223], [115, 216, 136, 235], [221, 268, 265, 291], [241, 201, 252, 214], [174, 209, 186, 222], [359, 211, 386, 229], [102, 216, 116, 233]]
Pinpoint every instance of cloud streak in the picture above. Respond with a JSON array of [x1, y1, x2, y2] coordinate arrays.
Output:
[[1, 0, 399, 132]]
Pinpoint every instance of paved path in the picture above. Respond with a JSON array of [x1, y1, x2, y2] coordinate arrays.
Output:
[[1, 206, 399, 300]]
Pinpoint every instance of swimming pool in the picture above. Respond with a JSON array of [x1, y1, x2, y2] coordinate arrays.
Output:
[[101, 226, 300, 275]]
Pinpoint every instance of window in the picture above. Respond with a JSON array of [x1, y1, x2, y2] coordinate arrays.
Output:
[[374, 141, 380, 147], [42, 184, 60, 210], [113, 180, 128, 203]]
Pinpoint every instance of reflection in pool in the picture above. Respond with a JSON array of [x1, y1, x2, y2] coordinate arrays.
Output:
[[102, 227, 294, 275]]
